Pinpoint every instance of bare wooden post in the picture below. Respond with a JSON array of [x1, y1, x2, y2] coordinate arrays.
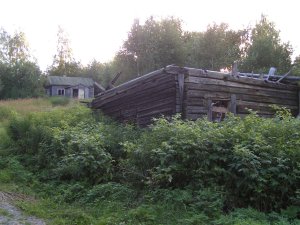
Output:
[[178, 73, 185, 114], [232, 61, 238, 76], [230, 94, 237, 115], [208, 99, 212, 121]]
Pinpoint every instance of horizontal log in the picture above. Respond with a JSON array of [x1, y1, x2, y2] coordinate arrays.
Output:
[[93, 73, 174, 106], [238, 95, 297, 107], [137, 98, 176, 113], [186, 70, 298, 90], [186, 90, 230, 100], [138, 106, 175, 118], [186, 106, 208, 114], [99, 68, 166, 95], [186, 90, 297, 106], [94, 80, 175, 108], [100, 88, 175, 113], [184, 97, 205, 106], [185, 83, 297, 101], [187, 76, 298, 92]]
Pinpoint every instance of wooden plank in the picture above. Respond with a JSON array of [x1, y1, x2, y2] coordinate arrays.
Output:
[[187, 90, 230, 100], [138, 107, 174, 118], [94, 80, 175, 108], [184, 97, 205, 106], [207, 99, 212, 121], [187, 76, 298, 92], [186, 90, 297, 106], [137, 98, 176, 113], [187, 70, 298, 90], [177, 73, 185, 113], [100, 87, 176, 113], [186, 106, 207, 114], [238, 94, 297, 106], [93, 74, 174, 106], [185, 82, 297, 100], [96, 68, 166, 96], [230, 94, 237, 115]]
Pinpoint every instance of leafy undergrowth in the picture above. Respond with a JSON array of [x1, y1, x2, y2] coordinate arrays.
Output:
[[0, 101, 300, 224]]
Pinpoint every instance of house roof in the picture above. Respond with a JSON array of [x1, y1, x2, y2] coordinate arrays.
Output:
[[46, 76, 94, 87]]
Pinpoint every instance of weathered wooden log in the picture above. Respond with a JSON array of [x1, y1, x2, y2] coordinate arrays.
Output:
[[185, 83, 297, 100]]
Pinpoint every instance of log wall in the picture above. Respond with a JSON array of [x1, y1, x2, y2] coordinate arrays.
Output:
[[92, 66, 300, 126], [184, 68, 299, 120], [91, 69, 177, 126]]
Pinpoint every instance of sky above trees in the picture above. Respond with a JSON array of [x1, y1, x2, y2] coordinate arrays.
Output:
[[0, 0, 299, 71]]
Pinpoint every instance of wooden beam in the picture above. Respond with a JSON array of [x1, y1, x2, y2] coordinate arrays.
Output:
[[230, 94, 237, 115], [207, 99, 212, 121], [178, 73, 185, 113]]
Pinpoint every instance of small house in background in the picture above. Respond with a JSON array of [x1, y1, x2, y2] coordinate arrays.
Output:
[[91, 65, 300, 127], [45, 76, 105, 99]]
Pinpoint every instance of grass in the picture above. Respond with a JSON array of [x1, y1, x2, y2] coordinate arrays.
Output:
[[0, 98, 53, 114], [0, 208, 12, 217], [0, 97, 80, 116]]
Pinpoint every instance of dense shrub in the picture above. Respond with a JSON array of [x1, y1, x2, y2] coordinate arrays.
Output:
[[124, 112, 300, 211], [4, 105, 300, 215]]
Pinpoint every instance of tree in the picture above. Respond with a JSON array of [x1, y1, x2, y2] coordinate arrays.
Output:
[[241, 15, 292, 73], [0, 29, 32, 64], [292, 55, 300, 76], [184, 23, 246, 70], [0, 28, 43, 99], [117, 17, 185, 82], [0, 61, 44, 99], [83, 60, 114, 87], [47, 26, 83, 76]]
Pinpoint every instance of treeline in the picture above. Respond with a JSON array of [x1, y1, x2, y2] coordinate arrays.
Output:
[[1, 15, 300, 99]]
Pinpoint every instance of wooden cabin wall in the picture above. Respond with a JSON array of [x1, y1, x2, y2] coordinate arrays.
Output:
[[92, 71, 177, 127], [183, 68, 299, 120]]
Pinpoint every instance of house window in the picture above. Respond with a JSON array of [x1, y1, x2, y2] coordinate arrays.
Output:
[[58, 89, 65, 96]]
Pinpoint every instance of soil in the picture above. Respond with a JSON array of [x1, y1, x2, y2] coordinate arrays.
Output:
[[0, 191, 46, 225]]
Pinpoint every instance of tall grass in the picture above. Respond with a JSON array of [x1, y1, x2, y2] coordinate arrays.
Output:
[[0, 97, 77, 115]]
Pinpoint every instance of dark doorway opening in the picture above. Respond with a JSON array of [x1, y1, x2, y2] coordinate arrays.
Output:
[[73, 89, 78, 98]]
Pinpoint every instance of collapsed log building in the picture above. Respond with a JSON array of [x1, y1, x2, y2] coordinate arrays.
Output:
[[91, 65, 300, 126]]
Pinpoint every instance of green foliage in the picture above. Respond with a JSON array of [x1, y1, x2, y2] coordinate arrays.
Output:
[[185, 23, 246, 70], [2, 102, 300, 224], [83, 182, 135, 204], [115, 17, 185, 83], [292, 55, 300, 76], [215, 208, 300, 225], [241, 15, 292, 73], [0, 61, 44, 99], [124, 113, 300, 211]]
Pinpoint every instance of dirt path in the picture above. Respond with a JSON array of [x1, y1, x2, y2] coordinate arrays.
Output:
[[0, 191, 46, 225]]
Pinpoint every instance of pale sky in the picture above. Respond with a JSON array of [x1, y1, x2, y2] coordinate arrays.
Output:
[[0, 0, 299, 71]]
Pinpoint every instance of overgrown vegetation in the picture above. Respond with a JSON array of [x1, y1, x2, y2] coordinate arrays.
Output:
[[0, 100, 299, 224]]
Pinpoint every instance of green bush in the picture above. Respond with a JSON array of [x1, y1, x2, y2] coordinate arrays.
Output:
[[124, 113, 300, 211], [4, 104, 300, 216]]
